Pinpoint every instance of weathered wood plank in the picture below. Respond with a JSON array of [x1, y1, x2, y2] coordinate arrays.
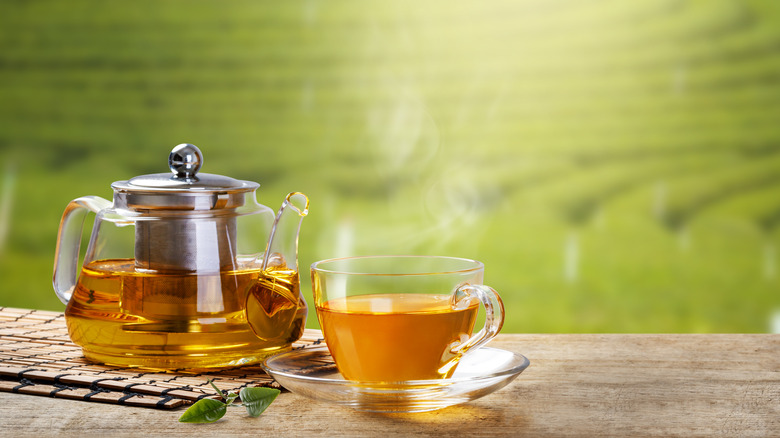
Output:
[[1, 334, 777, 437]]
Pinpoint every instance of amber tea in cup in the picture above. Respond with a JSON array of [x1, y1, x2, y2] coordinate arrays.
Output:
[[311, 256, 504, 383]]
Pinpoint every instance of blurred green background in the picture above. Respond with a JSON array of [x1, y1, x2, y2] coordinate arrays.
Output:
[[1, 0, 779, 333]]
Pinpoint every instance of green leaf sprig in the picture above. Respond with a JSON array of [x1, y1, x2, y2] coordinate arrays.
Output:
[[178, 379, 281, 423]]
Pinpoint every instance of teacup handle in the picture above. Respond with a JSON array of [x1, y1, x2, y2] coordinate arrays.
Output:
[[451, 284, 505, 355]]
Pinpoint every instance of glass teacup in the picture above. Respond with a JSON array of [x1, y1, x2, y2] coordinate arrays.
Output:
[[311, 256, 504, 383]]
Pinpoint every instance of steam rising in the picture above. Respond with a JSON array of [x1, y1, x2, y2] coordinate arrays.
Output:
[[365, 81, 495, 255], [366, 84, 439, 178]]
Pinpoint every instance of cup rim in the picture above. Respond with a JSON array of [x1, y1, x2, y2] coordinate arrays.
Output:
[[310, 255, 484, 276]]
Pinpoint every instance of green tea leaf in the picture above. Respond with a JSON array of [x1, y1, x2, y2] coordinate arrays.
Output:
[[239, 387, 281, 417], [178, 398, 228, 423]]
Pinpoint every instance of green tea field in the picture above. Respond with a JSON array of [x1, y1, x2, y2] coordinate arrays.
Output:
[[1, 0, 779, 332]]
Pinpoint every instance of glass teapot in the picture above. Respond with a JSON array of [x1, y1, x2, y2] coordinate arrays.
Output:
[[52, 144, 309, 370]]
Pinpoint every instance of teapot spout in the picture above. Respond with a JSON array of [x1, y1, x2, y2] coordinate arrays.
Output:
[[246, 192, 309, 341], [262, 192, 309, 272]]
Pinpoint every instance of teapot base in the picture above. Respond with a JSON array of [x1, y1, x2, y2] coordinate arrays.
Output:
[[80, 345, 290, 371], [65, 310, 306, 371]]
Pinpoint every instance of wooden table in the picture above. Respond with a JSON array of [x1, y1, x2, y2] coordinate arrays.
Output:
[[1, 334, 778, 437]]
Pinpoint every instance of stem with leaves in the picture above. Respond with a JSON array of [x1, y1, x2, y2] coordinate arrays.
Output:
[[178, 379, 280, 423]]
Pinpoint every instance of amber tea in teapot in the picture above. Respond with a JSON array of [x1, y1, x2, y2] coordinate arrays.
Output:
[[67, 259, 305, 369], [53, 144, 309, 370]]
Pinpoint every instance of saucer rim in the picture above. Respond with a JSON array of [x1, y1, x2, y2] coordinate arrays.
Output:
[[261, 345, 530, 387]]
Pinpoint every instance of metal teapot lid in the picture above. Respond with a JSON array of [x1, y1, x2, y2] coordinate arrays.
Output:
[[112, 144, 259, 211]]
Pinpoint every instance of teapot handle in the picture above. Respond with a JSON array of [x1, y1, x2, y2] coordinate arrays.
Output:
[[52, 196, 112, 305]]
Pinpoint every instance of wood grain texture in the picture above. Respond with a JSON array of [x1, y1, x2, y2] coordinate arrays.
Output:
[[1, 334, 777, 437]]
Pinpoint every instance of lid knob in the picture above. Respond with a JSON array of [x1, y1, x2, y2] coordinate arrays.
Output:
[[169, 144, 203, 180]]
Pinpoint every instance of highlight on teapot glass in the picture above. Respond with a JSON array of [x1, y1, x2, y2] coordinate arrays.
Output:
[[311, 256, 505, 383], [52, 144, 309, 370]]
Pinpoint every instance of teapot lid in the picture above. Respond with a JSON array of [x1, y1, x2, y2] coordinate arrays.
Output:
[[111, 144, 259, 210]]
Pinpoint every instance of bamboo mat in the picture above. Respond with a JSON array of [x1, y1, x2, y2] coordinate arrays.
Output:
[[0, 307, 324, 409]]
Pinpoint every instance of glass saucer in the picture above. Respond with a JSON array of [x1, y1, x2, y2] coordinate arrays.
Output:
[[261, 345, 530, 413]]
